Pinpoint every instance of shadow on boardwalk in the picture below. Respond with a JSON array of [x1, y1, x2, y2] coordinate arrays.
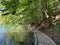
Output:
[[33, 30, 57, 45]]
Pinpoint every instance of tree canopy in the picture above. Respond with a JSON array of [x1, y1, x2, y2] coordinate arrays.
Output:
[[0, 0, 60, 30]]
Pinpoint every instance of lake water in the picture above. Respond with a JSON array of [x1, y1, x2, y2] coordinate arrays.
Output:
[[0, 25, 22, 45], [0, 25, 35, 45], [0, 25, 6, 39], [0, 25, 21, 45], [0, 25, 7, 45]]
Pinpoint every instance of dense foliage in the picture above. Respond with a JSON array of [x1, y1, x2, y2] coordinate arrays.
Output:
[[0, 0, 60, 29], [0, 0, 43, 26], [0, 0, 60, 45]]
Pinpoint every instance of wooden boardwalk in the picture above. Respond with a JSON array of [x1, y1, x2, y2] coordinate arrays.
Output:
[[34, 30, 57, 45]]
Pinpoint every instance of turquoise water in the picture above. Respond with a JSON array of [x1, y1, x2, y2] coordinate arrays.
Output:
[[0, 25, 6, 39], [0, 25, 21, 45], [0, 25, 34, 45], [0, 25, 20, 45], [0, 25, 7, 45], [0, 25, 7, 33]]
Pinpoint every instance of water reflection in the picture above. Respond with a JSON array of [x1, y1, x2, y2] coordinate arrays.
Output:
[[0, 25, 35, 45], [0, 25, 7, 45]]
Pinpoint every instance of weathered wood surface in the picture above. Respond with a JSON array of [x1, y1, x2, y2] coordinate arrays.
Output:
[[34, 30, 57, 45]]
